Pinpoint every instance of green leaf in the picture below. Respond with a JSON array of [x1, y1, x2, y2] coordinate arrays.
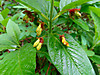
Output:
[[47, 33, 95, 75], [0, 14, 4, 22], [1, 8, 10, 19], [61, 0, 92, 11], [0, 28, 5, 32], [0, 45, 16, 51], [11, 13, 21, 21], [6, 19, 21, 44], [1, 17, 11, 27], [60, 0, 76, 11], [89, 6, 100, 17], [0, 43, 36, 74], [90, 55, 100, 64], [85, 50, 95, 56], [90, 12, 100, 45], [53, 17, 67, 25], [0, 34, 18, 51], [88, 0, 100, 4], [0, 34, 16, 45], [71, 18, 89, 31]]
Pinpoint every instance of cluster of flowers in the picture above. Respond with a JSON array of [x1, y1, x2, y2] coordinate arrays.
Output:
[[23, 10, 35, 23], [33, 21, 45, 50], [33, 37, 44, 50]]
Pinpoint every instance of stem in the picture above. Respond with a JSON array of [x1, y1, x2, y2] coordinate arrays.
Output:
[[52, 9, 69, 21], [49, 0, 54, 33]]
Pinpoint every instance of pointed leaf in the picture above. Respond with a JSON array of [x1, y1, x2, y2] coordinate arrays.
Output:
[[71, 18, 89, 31], [90, 55, 100, 64], [6, 19, 21, 44], [90, 11, 100, 38], [47, 33, 95, 75], [0, 43, 36, 74], [1, 8, 10, 19], [60, 0, 92, 11]]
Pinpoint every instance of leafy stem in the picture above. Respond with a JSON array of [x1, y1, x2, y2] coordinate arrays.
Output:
[[49, 0, 54, 33]]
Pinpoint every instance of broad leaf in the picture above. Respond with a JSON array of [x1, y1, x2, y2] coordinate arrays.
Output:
[[47, 33, 95, 75], [0, 43, 36, 74], [6, 19, 21, 45], [0, 45, 16, 51], [60, 0, 76, 11], [60, 0, 92, 11], [0, 34, 16, 45], [71, 18, 89, 31]]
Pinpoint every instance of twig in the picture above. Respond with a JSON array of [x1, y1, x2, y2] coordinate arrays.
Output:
[[45, 62, 51, 75]]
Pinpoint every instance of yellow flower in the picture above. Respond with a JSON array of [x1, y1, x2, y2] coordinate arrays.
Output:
[[62, 37, 66, 43], [37, 28, 42, 36], [36, 43, 42, 50], [36, 23, 41, 32], [60, 35, 69, 47], [75, 11, 81, 17], [33, 37, 44, 50], [33, 39, 40, 47]]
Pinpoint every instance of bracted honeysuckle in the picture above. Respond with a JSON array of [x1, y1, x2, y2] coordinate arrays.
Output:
[[59, 34, 69, 47], [33, 37, 44, 50]]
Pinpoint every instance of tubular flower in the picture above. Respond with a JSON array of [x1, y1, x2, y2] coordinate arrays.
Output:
[[36, 22, 44, 36], [59, 34, 69, 47], [33, 37, 44, 50], [69, 8, 81, 17]]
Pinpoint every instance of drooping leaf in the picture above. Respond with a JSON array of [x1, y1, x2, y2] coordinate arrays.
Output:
[[0, 43, 36, 74], [1, 8, 10, 19], [90, 55, 100, 64], [60, 0, 92, 11], [47, 33, 95, 75], [6, 19, 21, 44], [90, 11, 100, 45], [71, 18, 89, 31], [89, 6, 100, 17]]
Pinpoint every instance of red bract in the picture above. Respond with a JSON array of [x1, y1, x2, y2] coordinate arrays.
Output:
[[69, 8, 80, 13], [40, 37, 44, 43], [23, 10, 35, 22]]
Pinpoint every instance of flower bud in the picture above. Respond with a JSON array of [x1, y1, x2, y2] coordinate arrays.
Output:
[[36, 43, 42, 50], [36, 23, 41, 32], [33, 39, 40, 47], [37, 28, 42, 36]]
